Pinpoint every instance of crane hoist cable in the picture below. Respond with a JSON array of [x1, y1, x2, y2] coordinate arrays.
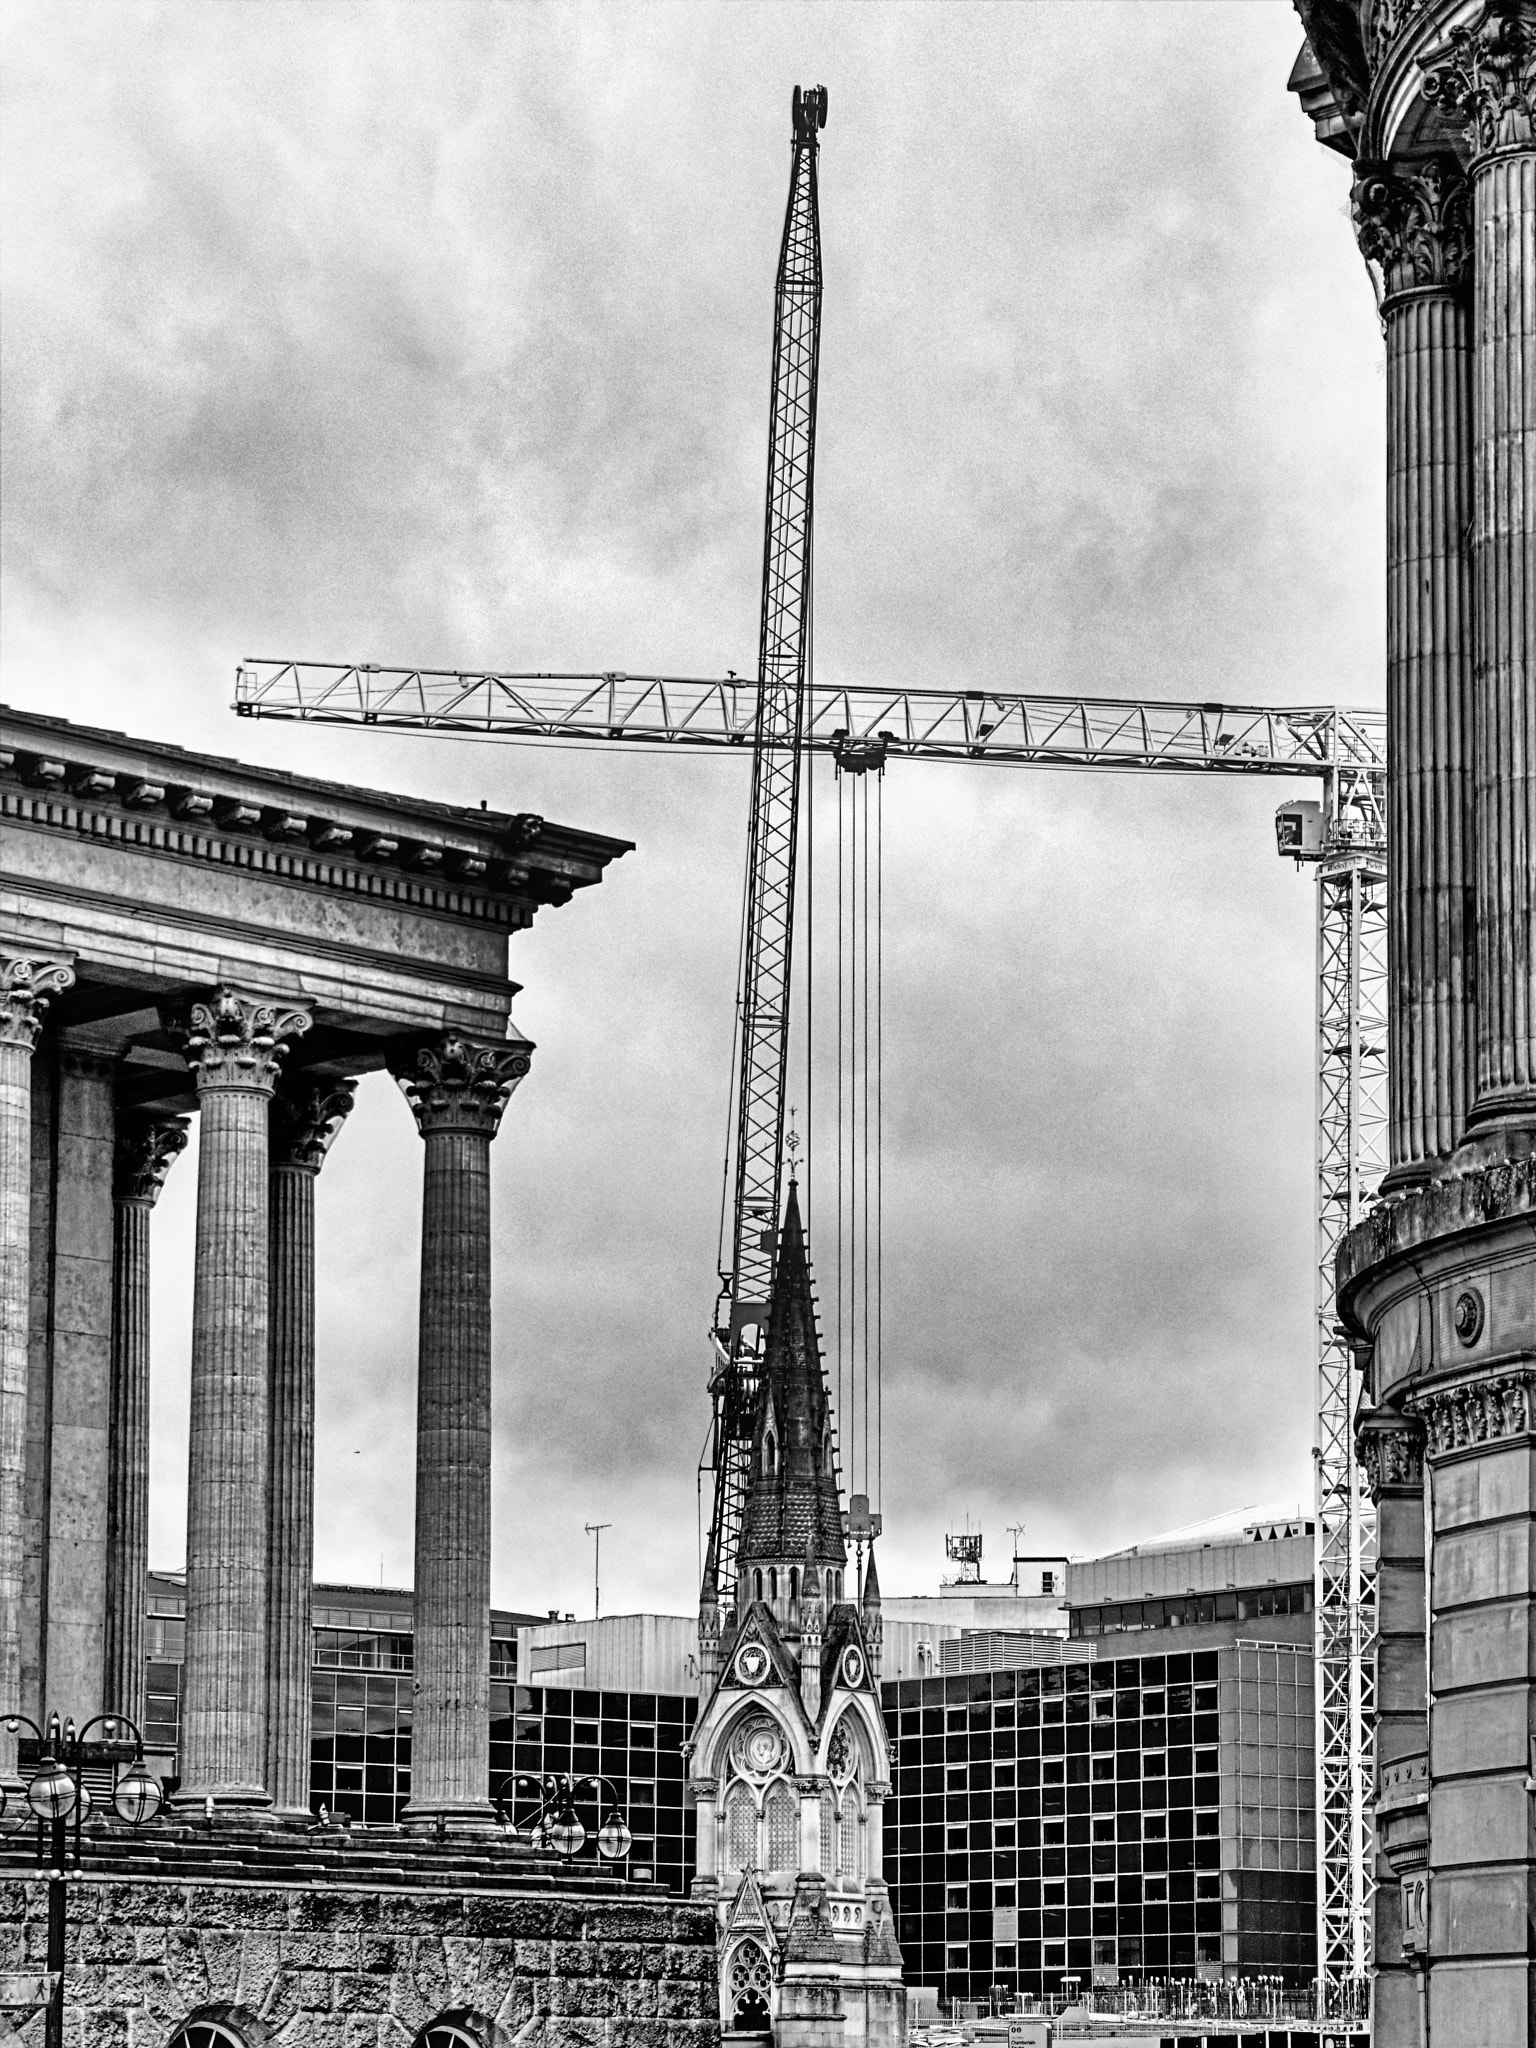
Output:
[[705, 83, 828, 1610]]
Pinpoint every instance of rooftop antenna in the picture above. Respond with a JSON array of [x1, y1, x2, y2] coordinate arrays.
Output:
[[585, 1521, 612, 1620]]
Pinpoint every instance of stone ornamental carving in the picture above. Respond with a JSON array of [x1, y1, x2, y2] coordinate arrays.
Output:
[[392, 1033, 534, 1137], [827, 1719, 857, 1785], [1422, 0, 1536, 156], [113, 1117, 189, 1206], [271, 1076, 357, 1173], [732, 1714, 791, 1781], [0, 955, 75, 1051], [169, 988, 311, 1095], [1356, 1411, 1426, 1495], [1411, 1372, 1535, 1457], [1352, 157, 1472, 299]]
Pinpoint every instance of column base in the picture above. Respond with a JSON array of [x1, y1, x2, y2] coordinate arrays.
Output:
[[169, 1783, 276, 1822], [400, 1798, 502, 1836]]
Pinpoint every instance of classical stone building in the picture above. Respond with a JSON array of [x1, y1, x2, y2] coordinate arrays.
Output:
[[0, 705, 725, 2043], [688, 1189, 905, 2048], [1289, 4, 1536, 2044]]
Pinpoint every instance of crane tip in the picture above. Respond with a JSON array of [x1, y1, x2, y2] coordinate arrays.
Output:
[[792, 85, 828, 138]]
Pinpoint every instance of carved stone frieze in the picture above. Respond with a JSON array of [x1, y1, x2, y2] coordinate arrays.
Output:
[[114, 1116, 189, 1207], [1356, 1407, 1426, 1495], [391, 1032, 533, 1139], [1352, 156, 1472, 299], [270, 1075, 357, 1174], [1422, 0, 1536, 157], [166, 988, 311, 1097], [1409, 1370, 1535, 1457], [0, 954, 75, 1053]]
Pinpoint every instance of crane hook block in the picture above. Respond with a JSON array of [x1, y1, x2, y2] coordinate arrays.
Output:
[[792, 84, 828, 139]]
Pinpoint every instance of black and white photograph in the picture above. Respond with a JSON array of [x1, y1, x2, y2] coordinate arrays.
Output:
[[0, 2, 1531, 2043]]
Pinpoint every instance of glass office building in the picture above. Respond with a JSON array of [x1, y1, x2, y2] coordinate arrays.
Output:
[[141, 1575, 695, 1890], [881, 1637, 1314, 2003]]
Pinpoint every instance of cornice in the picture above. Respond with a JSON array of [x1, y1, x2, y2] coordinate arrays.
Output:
[[0, 704, 631, 924]]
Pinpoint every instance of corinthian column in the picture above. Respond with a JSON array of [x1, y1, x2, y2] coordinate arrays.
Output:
[[1426, 1, 1536, 1136], [104, 1115, 188, 1728], [265, 1074, 354, 1816], [392, 1030, 532, 1828], [168, 989, 309, 1811], [1352, 157, 1476, 1174], [0, 956, 74, 1774]]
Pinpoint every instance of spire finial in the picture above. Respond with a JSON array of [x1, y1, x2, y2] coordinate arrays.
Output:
[[786, 1106, 800, 1181]]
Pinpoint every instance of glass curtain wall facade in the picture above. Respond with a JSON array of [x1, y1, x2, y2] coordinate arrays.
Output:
[[880, 1639, 1315, 2003]]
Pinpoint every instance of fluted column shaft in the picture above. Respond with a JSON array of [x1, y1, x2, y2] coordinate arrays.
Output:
[[171, 990, 308, 1810], [0, 957, 74, 1776], [1388, 287, 1477, 1165], [393, 1032, 531, 1826], [1354, 158, 1477, 1175], [104, 1118, 187, 1728], [265, 1077, 353, 1815], [1470, 145, 1536, 1129]]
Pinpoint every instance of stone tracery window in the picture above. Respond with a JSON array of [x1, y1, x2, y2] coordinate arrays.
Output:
[[725, 1780, 756, 1872], [819, 1786, 836, 1872], [417, 2027, 482, 2048], [727, 1938, 774, 2032], [168, 2028, 249, 2048], [838, 1791, 861, 1880], [764, 1778, 797, 1872]]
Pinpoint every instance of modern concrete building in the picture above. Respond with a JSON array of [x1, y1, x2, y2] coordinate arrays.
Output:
[[1288, 4, 1536, 2043], [882, 1524, 1323, 2013]]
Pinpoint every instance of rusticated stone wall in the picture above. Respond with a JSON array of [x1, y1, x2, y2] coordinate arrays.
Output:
[[0, 1875, 720, 2047]]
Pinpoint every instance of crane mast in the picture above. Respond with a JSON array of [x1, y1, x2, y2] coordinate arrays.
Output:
[[704, 84, 828, 1611]]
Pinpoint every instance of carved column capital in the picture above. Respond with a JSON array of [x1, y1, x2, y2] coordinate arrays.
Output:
[[1409, 1369, 1536, 1459], [270, 1074, 356, 1174], [0, 955, 75, 1053], [1352, 156, 1472, 301], [1356, 1407, 1426, 1496], [1422, 0, 1536, 158], [114, 1115, 189, 1207], [166, 988, 311, 1097], [391, 1032, 534, 1139]]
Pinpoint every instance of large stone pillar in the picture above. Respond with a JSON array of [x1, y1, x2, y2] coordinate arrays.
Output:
[[264, 1074, 354, 1816], [1352, 157, 1476, 1176], [392, 1030, 532, 1828], [1426, 0, 1536, 1140], [169, 989, 309, 1811], [41, 1042, 118, 1721], [1356, 1410, 1429, 2044], [103, 1115, 187, 1727], [0, 955, 74, 1772]]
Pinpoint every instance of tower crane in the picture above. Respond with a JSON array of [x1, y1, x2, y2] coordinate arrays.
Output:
[[230, 85, 1382, 2025]]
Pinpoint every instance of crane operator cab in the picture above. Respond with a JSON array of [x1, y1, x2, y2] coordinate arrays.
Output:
[[1275, 798, 1325, 863]]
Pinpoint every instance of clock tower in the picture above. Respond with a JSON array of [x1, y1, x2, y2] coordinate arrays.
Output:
[[688, 1184, 905, 2048]]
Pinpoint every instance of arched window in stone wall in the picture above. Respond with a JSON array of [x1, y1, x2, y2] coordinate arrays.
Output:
[[168, 2028, 249, 2048], [724, 1780, 756, 1874], [819, 1786, 836, 1874], [415, 2024, 484, 2048], [838, 1791, 861, 1881], [764, 1779, 797, 1872], [727, 1938, 774, 2033]]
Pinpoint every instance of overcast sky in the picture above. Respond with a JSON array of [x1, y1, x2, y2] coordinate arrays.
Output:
[[1, 1, 1384, 1618]]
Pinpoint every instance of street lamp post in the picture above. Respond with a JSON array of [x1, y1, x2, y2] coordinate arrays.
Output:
[[495, 1772, 633, 1864], [2, 1709, 164, 2048]]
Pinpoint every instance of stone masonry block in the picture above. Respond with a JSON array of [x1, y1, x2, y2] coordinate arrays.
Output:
[[1433, 1446, 1536, 1530], [1435, 1518, 1536, 1608], [1431, 1777, 1533, 1868], [329, 1970, 391, 2013], [191, 1885, 291, 1931], [1433, 1598, 1536, 1691], [1431, 1865, 1532, 1957], [1428, 1959, 1534, 2048], [1432, 1685, 1529, 1775]]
